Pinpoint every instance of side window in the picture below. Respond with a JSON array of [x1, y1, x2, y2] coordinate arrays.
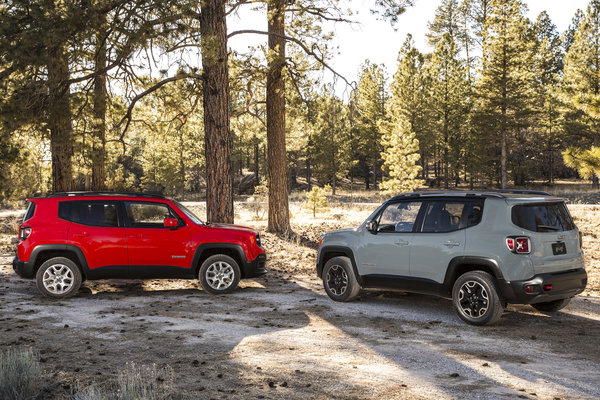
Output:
[[58, 201, 119, 227], [466, 200, 484, 228], [422, 201, 466, 233], [23, 202, 36, 222], [125, 202, 178, 228], [377, 201, 422, 233]]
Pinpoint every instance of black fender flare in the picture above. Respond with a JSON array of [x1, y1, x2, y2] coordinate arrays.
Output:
[[191, 243, 248, 276], [442, 256, 508, 297], [27, 244, 90, 278], [316, 245, 363, 286]]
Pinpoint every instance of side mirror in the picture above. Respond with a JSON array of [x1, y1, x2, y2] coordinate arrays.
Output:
[[164, 218, 179, 228], [365, 220, 378, 234]]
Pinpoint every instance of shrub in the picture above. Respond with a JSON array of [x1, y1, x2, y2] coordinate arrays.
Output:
[[0, 347, 42, 400]]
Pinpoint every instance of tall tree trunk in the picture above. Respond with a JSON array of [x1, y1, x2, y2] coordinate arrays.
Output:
[[266, 0, 290, 233], [254, 137, 259, 182], [200, 0, 233, 223], [48, 44, 73, 192], [92, 16, 107, 191]]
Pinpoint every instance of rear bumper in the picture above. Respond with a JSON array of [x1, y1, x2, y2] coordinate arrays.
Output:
[[244, 253, 267, 278], [501, 268, 587, 304], [12, 255, 35, 279]]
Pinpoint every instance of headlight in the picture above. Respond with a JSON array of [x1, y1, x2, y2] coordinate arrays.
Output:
[[256, 234, 262, 247]]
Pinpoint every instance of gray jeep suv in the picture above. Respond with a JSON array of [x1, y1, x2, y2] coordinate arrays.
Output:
[[316, 190, 587, 325]]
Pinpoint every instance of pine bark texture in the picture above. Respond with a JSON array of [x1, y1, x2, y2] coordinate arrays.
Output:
[[266, 0, 290, 233], [48, 44, 73, 192], [92, 17, 107, 191], [200, 0, 234, 223]]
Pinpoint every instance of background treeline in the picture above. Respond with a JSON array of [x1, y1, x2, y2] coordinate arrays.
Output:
[[1, 0, 599, 232]]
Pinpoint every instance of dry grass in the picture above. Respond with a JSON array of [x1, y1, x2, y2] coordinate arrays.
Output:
[[0, 347, 42, 400]]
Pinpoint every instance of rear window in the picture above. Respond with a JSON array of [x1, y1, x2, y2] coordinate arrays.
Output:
[[59, 201, 119, 227], [23, 202, 36, 222], [511, 202, 575, 232]]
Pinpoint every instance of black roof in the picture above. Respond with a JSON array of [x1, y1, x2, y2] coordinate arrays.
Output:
[[389, 189, 551, 201], [46, 191, 166, 199]]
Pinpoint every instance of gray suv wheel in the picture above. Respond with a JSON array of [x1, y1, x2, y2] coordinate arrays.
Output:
[[452, 271, 504, 326], [322, 256, 360, 302]]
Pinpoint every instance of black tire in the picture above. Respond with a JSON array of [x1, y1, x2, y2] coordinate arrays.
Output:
[[452, 271, 504, 326], [199, 254, 241, 294], [532, 297, 571, 312], [322, 256, 360, 302], [35, 257, 82, 299]]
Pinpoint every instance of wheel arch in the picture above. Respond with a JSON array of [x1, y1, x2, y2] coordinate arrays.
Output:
[[442, 256, 506, 298], [30, 244, 89, 280], [317, 246, 363, 286], [192, 243, 247, 278]]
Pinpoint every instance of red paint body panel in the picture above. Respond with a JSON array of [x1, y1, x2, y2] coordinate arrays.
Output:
[[126, 226, 192, 268], [67, 223, 128, 269]]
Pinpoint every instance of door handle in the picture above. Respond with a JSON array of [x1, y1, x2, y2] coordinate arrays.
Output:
[[130, 234, 146, 239], [394, 240, 409, 246], [72, 232, 89, 239], [444, 241, 461, 247]]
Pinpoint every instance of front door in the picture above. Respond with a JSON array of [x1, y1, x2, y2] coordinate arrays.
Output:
[[357, 200, 422, 284], [124, 201, 192, 277]]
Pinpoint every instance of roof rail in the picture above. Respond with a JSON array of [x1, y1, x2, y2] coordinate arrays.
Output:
[[46, 191, 166, 199], [480, 189, 551, 196], [388, 189, 552, 201]]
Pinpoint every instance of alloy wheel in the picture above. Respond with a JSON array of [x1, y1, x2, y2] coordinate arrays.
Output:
[[42, 264, 75, 295], [326, 265, 348, 296], [205, 261, 235, 291], [458, 280, 489, 318]]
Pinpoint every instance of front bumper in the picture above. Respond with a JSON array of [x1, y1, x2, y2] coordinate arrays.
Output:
[[12, 255, 35, 279], [244, 253, 267, 278], [502, 268, 587, 304]]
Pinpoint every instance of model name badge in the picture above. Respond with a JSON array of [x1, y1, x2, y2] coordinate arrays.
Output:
[[171, 255, 186, 259], [362, 263, 376, 267]]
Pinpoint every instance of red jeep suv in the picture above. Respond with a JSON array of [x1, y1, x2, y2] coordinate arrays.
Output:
[[13, 192, 266, 298]]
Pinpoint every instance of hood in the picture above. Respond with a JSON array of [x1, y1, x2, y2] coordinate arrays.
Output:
[[324, 227, 358, 236], [208, 223, 257, 234]]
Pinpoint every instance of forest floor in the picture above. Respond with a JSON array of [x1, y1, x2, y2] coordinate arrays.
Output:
[[0, 195, 599, 399]]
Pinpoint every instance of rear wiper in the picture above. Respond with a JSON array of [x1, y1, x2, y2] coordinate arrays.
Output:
[[537, 225, 559, 231]]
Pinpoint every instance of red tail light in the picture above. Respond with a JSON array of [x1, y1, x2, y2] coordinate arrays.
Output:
[[20, 227, 32, 240], [506, 236, 530, 254]]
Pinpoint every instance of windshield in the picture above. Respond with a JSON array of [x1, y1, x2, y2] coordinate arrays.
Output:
[[174, 201, 204, 225]]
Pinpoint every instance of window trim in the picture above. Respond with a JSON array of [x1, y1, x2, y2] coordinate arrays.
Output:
[[510, 202, 575, 233], [123, 200, 186, 229], [58, 200, 122, 228], [413, 198, 485, 234], [374, 200, 425, 234]]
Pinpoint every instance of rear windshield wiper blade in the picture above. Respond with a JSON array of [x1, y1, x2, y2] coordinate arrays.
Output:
[[537, 225, 560, 231]]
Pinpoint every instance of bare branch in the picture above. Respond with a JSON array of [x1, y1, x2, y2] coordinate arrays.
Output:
[[113, 73, 203, 141], [227, 29, 356, 89]]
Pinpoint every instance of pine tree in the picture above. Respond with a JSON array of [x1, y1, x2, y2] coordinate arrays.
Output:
[[388, 36, 431, 181], [310, 89, 351, 195], [353, 61, 387, 190], [531, 12, 563, 183], [475, 0, 533, 188], [561, 0, 600, 188], [427, 33, 468, 188], [379, 117, 424, 194]]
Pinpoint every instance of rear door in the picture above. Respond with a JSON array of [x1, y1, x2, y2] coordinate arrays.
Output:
[[61, 200, 128, 275], [510, 201, 582, 274], [124, 201, 192, 276], [408, 199, 479, 283]]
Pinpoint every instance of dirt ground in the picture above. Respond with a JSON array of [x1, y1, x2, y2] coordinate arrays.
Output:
[[0, 202, 599, 399]]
